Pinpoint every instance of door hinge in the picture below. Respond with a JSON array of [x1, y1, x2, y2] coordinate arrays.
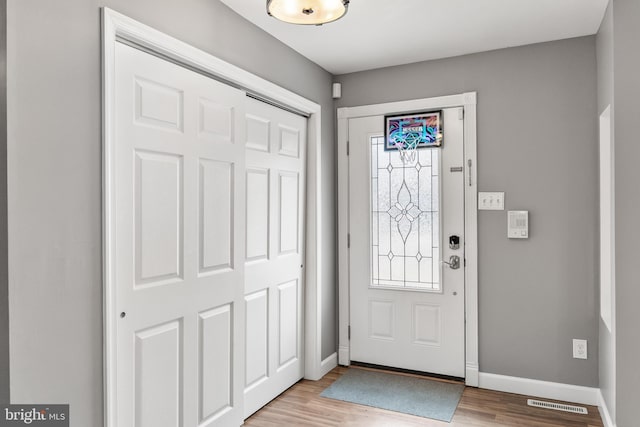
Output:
[[464, 258, 467, 267], [458, 108, 464, 120], [347, 233, 351, 248], [347, 140, 350, 156], [348, 325, 351, 340]]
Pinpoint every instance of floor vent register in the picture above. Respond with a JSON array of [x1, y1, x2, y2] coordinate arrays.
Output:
[[527, 399, 588, 414]]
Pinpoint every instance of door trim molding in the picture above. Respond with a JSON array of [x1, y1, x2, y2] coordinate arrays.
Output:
[[598, 388, 616, 427], [337, 92, 479, 386], [102, 8, 324, 427]]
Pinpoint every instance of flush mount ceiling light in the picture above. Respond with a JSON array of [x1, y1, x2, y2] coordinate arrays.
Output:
[[267, 0, 349, 25]]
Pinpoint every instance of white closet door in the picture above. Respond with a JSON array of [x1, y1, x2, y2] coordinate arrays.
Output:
[[243, 98, 307, 418], [114, 42, 246, 427]]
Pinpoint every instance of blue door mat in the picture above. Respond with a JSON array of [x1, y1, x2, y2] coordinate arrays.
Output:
[[320, 368, 464, 422]]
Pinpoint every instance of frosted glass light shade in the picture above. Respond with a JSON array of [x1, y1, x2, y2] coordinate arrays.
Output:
[[267, 0, 349, 25]]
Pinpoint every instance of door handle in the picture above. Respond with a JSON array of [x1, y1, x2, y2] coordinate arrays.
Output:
[[442, 255, 461, 270]]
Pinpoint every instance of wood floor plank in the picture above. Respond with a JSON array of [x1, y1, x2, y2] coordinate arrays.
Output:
[[245, 366, 604, 427]]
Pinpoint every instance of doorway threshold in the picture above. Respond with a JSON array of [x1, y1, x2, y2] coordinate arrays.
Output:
[[350, 361, 465, 384]]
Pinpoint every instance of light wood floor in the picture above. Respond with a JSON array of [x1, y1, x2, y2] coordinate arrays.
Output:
[[245, 366, 604, 427]]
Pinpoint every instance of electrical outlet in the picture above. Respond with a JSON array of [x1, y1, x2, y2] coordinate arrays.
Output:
[[573, 339, 587, 359]]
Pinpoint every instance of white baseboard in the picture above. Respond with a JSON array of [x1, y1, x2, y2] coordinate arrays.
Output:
[[478, 372, 599, 406], [598, 389, 616, 427], [319, 352, 338, 378]]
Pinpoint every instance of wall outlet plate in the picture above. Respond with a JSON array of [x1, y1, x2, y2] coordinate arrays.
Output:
[[478, 192, 505, 210], [573, 339, 587, 359]]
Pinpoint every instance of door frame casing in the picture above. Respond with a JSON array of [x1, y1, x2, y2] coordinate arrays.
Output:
[[337, 93, 479, 386], [102, 8, 327, 427]]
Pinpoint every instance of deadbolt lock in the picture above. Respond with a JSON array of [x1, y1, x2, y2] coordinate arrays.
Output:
[[449, 235, 460, 250]]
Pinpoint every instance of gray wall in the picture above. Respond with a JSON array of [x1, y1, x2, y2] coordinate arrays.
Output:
[[335, 36, 599, 387], [0, 0, 8, 405], [6, 0, 335, 425], [595, 2, 640, 424], [612, 0, 640, 425], [596, 0, 615, 420]]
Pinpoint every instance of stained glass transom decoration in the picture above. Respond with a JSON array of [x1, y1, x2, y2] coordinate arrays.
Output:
[[370, 136, 441, 291]]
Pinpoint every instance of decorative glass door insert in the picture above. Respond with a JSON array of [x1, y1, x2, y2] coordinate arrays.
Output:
[[370, 135, 441, 291]]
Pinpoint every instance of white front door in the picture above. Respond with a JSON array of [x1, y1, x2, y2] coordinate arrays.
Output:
[[348, 109, 465, 377], [243, 98, 307, 417], [114, 42, 246, 427]]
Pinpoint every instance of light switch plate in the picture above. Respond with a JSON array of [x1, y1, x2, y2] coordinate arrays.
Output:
[[478, 192, 505, 210]]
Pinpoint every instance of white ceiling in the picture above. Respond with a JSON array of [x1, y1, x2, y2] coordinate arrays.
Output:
[[220, 0, 609, 74]]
